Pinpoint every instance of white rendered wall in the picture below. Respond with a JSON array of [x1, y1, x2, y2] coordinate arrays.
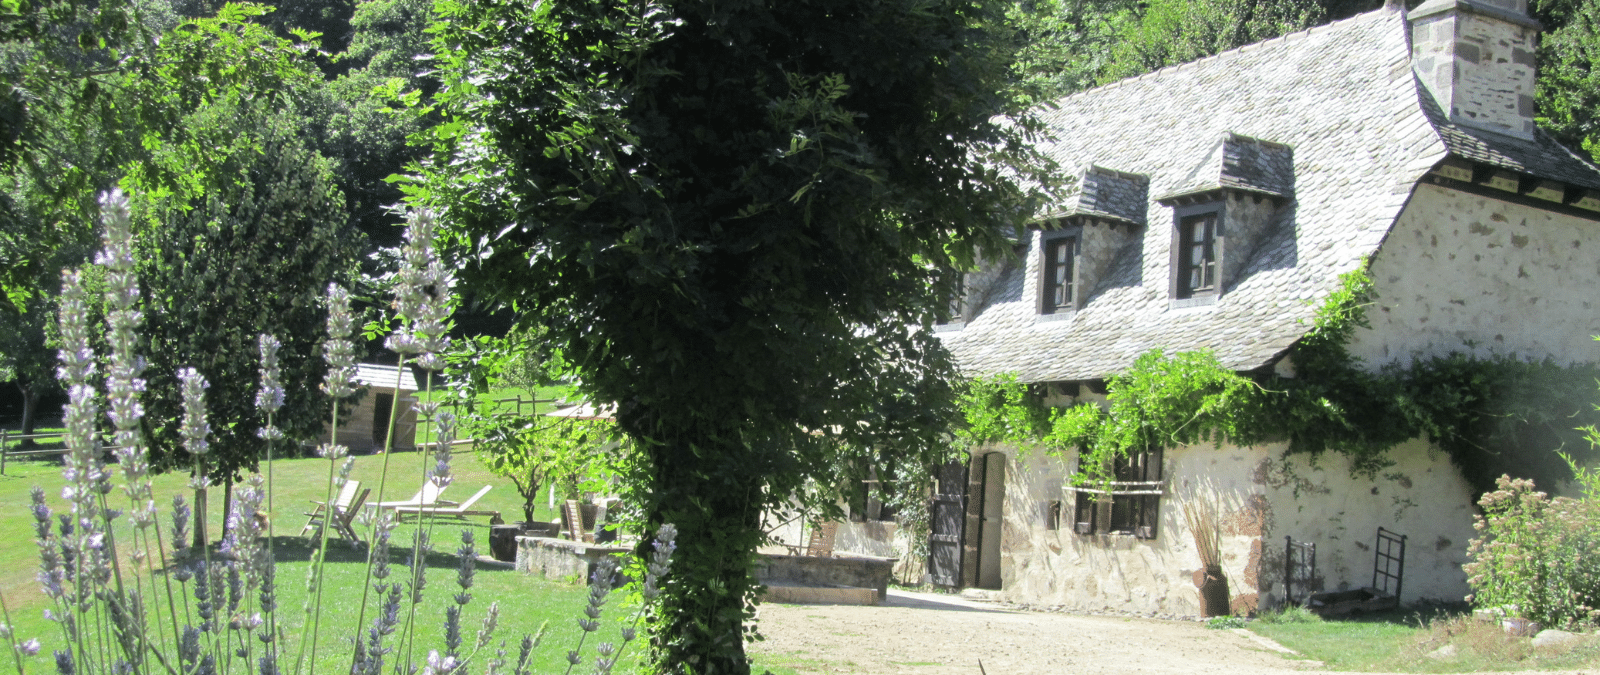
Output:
[[1350, 184, 1600, 367]]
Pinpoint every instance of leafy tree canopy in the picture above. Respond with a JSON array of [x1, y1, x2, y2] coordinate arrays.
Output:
[[415, 0, 1053, 671]]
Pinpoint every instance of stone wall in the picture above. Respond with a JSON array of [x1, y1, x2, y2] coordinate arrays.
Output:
[[986, 436, 1477, 615], [1220, 191, 1284, 291], [1411, 2, 1538, 138], [1350, 184, 1600, 367]]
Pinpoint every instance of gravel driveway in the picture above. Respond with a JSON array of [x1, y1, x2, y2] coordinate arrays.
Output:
[[748, 590, 1595, 675]]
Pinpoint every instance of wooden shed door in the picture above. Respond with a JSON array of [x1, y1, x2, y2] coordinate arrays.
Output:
[[927, 459, 968, 587]]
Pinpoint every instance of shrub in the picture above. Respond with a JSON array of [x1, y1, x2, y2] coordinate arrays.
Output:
[[1205, 615, 1248, 630], [1464, 473, 1600, 629], [1255, 605, 1321, 625]]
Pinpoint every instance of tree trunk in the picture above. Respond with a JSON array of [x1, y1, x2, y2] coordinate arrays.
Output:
[[193, 485, 209, 549], [17, 382, 36, 449], [220, 477, 234, 538], [642, 433, 763, 675]]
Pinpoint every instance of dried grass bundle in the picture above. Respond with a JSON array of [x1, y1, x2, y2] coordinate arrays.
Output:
[[1181, 497, 1223, 569]]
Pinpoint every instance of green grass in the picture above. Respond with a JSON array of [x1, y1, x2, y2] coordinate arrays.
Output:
[[0, 447, 804, 675], [0, 451, 612, 674], [1250, 607, 1600, 672]]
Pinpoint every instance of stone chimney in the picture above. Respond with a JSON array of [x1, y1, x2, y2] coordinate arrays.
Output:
[[1409, 0, 1541, 139]]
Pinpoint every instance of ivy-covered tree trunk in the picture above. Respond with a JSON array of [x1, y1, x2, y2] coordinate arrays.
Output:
[[635, 428, 766, 673]]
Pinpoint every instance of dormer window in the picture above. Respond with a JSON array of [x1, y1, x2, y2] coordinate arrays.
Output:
[[936, 274, 965, 327], [1176, 211, 1218, 298], [1042, 235, 1076, 314], [1030, 166, 1149, 320], [1156, 133, 1293, 306]]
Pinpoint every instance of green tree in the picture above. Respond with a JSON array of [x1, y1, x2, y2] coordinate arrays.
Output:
[[1534, 0, 1600, 161], [1097, 0, 1323, 84], [0, 291, 57, 442], [131, 101, 355, 537], [419, 0, 1049, 671]]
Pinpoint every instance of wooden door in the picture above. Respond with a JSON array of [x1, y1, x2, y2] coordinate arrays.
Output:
[[927, 459, 967, 587]]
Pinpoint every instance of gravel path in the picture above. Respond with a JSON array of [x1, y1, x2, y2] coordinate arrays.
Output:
[[748, 590, 1595, 675]]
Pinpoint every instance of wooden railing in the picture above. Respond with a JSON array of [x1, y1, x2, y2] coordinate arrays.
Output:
[[0, 430, 125, 475]]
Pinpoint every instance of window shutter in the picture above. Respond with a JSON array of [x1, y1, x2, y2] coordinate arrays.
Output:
[[1136, 447, 1164, 540], [1074, 490, 1096, 535]]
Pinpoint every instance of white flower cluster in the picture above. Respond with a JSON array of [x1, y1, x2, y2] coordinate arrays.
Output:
[[177, 368, 211, 457], [255, 334, 285, 441], [97, 190, 157, 533]]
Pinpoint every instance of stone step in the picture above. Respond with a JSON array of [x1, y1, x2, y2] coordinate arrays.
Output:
[[759, 582, 879, 606]]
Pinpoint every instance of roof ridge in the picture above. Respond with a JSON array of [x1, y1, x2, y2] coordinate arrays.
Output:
[[1059, 6, 1399, 102]]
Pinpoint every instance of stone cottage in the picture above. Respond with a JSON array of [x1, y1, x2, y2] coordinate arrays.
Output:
[[933, 0, 1600, 615]]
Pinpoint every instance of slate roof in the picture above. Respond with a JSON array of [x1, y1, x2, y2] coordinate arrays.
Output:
[[1160, 133, 1296, 201], [355, 363, 418, 392], [1418, 91, 1600, 190], [1046, 166, 1150, 225], [942, 7, 1454, 382]]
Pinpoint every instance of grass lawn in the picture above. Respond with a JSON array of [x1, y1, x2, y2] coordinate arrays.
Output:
[[0, 449, 798, 674], [1250, 607, 1600, 672]]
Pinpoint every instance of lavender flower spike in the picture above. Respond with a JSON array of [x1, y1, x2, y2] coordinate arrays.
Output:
[[256, 334, 285, 440], [178, 368, 211, 456], [388, 208, 455, 370], [323, 284, 359, 399]]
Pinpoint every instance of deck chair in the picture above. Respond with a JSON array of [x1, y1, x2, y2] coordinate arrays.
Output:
[[304, 487, 371, 544], [302, 480, 362, 536], [783, 521, 838, 557], [393, 485, 502, 526], [561, 500, 593, 543], [367, 479, 453, 511]]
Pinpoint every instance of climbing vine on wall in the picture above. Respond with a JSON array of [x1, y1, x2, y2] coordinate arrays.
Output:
[[958, 266, 1600, 497]]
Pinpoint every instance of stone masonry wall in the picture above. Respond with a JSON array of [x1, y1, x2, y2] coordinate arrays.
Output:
[[1411, 4, 1537, 138], [1221, 191, 1283, 292], [988, 437, 1477, 616]]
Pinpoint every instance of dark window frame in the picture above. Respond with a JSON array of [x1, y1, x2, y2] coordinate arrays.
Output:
[[939, 274, 966, 326], [1169, 202, 1225, 301], [1071, 447, 1164, 540], [1037, 224, 1081, 315]]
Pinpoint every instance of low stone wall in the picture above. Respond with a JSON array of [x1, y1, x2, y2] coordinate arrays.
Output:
[[756, 553, 897, 600], [515, 536, 630, 583]]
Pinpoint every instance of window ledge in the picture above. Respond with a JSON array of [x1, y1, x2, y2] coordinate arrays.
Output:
[[933, 322, 965, 333], [1034, 310, 1076, 324], [1168, 294, 1217, 311]]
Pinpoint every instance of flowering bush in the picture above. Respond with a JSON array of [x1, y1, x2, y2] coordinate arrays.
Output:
[[1464, 473, 1600, 629]]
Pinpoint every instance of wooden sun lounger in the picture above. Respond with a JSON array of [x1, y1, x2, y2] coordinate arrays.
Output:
[[367, 479, 454, 511], [304, 485, 371, 544], [392, 485, 503, 526], [783, 521, 838, 557], [302, 480, 362, 536]]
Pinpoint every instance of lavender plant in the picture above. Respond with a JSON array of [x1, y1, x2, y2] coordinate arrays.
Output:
[[21, 193, 677, 675]]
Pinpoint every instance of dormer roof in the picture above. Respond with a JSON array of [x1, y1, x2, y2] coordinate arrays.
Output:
[[1157, 133, 1294, 204], [1042, 166, 1150, 227]]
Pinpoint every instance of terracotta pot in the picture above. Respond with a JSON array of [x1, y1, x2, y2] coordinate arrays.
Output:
[[1198, 565, 1231, 617]]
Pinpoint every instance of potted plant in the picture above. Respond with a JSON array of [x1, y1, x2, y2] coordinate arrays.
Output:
[[1182, 496, 1231, 617]]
